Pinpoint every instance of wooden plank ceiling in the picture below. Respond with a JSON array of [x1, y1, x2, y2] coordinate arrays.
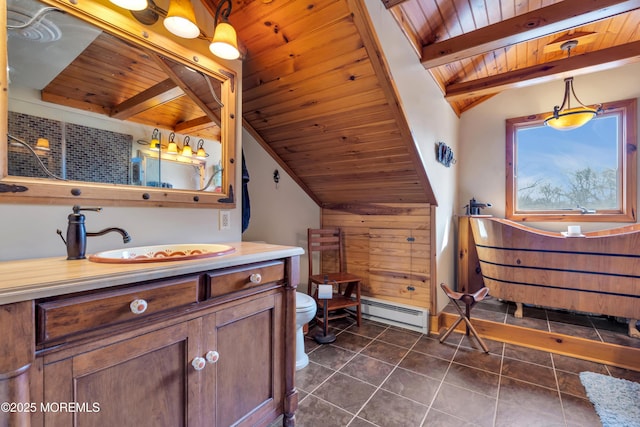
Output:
[[41, 32, 223, 141], [386, 0, 640, 115], [224, 0, 436, 207], [222, 0, 640, 208]]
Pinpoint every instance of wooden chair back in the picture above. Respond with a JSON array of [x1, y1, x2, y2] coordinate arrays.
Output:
[[307, 228, 345, 280]]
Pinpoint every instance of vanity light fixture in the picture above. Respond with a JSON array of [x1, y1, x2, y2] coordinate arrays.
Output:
[[544, 41, 601, 131], [209, 0, 240, 60], [196, 139, 209, 159], [149, 128, 162, 151], [110, 0, 148, 11], [181, 136, 193, 157], [145, 130, 209, 160], [164, 0, 200, 39], [166, 132, 179, 154]]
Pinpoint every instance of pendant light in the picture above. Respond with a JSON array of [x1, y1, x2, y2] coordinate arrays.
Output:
[[209, 0, 240, 60], [164, 0, 200, 39], [543, 77, 601, 131], [110, 0, 148, 11], [543, 41, 601, 131]]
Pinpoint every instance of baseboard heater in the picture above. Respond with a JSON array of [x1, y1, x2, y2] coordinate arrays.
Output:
[[348, 296, 429, 334]]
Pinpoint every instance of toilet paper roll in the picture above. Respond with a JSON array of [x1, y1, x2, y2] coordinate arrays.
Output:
[[318, 284, 333, 299]]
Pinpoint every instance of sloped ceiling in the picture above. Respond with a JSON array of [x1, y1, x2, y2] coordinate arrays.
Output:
[[387, 0, 640, 115], [221, 0, 640, 208], [217, 0, 437, 207]]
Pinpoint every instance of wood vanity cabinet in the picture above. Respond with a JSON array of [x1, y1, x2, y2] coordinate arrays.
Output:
[[25, 259, 295, 427]]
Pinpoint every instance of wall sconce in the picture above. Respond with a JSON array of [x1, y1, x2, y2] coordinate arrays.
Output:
[[149, 128, 162, 150], [35, 138, 50, 151], [209, 0, 240, 60], [164, 0, 200, 39], [181, 136, 193, 157], [196, 139, 208, 159], [110, 0, 148, 11], [166, 132, 179, 154]]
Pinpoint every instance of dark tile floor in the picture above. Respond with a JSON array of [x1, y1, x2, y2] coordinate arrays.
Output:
[[279, 301, 640, 427]]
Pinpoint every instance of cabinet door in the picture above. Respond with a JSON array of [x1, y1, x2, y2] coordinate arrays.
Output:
[[205, 293, 284, 427], [369, 228, 430, 307], [42, 320, 203, 427]]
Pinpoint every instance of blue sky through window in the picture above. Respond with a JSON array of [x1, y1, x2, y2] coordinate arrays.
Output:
[[515, 114, 619, 210]]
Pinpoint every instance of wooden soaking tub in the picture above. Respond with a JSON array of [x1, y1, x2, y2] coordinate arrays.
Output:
[[468, 217, 640, 335]]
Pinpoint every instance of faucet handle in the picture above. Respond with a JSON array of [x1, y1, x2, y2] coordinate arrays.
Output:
[[72, 205, 103, 214]]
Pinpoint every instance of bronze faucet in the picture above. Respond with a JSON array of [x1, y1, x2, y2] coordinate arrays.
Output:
[[56, 205, 131, 260]]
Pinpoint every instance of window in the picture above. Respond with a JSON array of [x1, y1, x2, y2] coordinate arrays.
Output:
[[506, 98, 637, 222]]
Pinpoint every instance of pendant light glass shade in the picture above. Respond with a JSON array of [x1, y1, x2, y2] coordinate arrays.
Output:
[[544, 107, 598, 131], [110, 0, 148, 11], [164, 0, 200, 39], [544, 77, 601, 131], [210, 22, 240, 60]]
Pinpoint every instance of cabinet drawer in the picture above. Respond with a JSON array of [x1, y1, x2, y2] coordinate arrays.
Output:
[[37, 276, 200, 343], [207, 261, 284, 298]]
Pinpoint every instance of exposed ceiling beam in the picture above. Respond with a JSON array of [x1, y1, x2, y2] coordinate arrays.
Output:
[[110, 79, 184, 120], [421, 0, 640, 69], [175, 116, 219, 135], [152, 54, 222, 127], [445, 40, 640, 101]]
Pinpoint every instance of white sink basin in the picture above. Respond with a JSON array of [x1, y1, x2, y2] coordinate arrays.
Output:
[[88, 244, 236, 264]]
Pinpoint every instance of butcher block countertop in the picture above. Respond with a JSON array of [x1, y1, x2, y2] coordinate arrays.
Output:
[[0, 242, 304, 305]]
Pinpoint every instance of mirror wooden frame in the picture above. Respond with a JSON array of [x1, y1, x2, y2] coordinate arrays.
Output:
[[0, 0, 237, 208]]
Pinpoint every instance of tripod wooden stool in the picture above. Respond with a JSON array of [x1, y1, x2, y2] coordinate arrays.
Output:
[[439, 283, 489, 352]]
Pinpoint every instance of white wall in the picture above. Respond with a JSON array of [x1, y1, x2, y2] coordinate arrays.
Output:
[[459, 62, 640, 233], [241, 130, 320, 292]]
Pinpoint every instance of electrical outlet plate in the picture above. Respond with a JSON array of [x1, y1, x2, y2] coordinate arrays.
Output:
[[219, 210, 231, 230]]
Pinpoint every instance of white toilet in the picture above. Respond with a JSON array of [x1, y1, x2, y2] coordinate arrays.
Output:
[[295, 292, 317, 370]]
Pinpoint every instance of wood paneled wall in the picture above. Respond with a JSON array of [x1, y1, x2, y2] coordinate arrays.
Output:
[[321, 204, 435, 312]]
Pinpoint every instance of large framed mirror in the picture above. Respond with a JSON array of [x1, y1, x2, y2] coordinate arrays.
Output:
[[1, 0, 237, 208]]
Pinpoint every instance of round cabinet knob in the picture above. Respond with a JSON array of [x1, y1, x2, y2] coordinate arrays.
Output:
[[205, 350, 220, 364], [130, 299, 148, 314], [249, 273, 262, 284], [191, 357, 206, 371]]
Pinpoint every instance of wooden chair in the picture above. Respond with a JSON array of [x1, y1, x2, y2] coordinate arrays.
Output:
[[307, 228, 362, 335], [439, 283, 489, 352]]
